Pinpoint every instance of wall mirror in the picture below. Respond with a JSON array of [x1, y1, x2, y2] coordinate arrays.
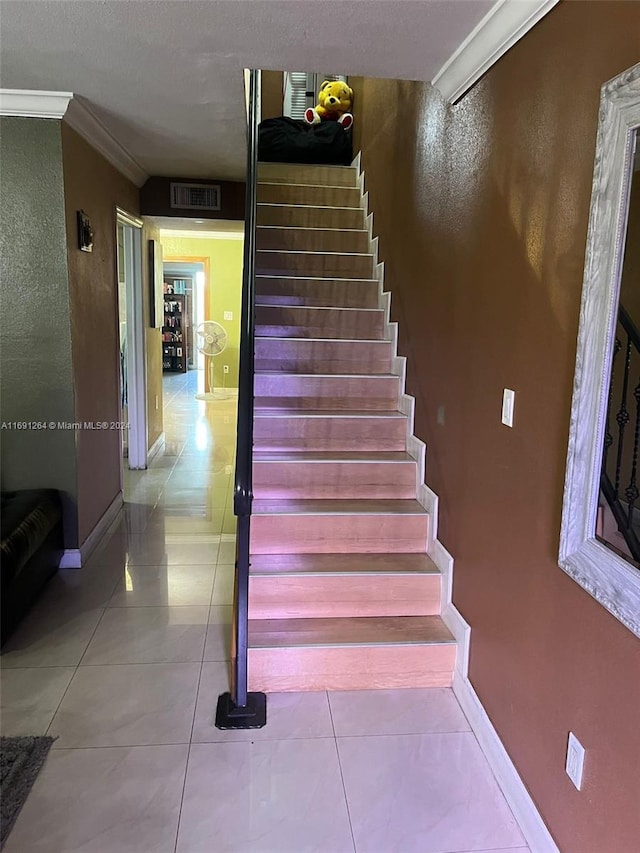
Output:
[[559, 62, 640, 639]]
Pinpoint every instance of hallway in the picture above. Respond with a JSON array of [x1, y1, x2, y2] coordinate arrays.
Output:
[[1, 372, 528, 853]]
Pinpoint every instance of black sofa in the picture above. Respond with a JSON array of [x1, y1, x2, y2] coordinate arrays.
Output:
[[1, 489, 63, 645]]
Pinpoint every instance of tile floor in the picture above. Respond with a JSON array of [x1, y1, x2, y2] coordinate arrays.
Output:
[[0, 371, 530, 853]]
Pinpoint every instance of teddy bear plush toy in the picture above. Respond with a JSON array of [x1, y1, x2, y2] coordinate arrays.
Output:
[[304, 80, 353, 131]]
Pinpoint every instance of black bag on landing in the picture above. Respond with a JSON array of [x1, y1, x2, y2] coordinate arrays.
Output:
[[258, 116, 353, 166]]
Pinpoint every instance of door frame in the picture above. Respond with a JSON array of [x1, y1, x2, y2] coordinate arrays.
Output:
[[116, 207, 147, 470]]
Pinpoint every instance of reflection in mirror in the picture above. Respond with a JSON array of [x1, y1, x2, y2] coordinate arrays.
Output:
[[596, 132, 640, 568]]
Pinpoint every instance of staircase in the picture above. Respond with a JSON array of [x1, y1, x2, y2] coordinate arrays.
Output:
[[247, 161, 455, 691]]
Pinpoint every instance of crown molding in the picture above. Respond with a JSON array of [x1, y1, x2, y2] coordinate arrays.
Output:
[[0, 88, 73, 118], [0, 89, 148, 186], [64, 97, 148, 187], [432, 0, 560, 104]]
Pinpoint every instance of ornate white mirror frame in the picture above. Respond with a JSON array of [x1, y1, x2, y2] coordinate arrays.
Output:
[[559, 62, 640, 638]]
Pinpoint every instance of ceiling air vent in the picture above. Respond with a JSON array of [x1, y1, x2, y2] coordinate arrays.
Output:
[[170, 183, 221, 211]]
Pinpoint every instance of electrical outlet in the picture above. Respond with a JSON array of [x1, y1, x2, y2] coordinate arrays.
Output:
[[224, 311, 233, 321], [223, 365, 229, 374], [501, 388, 515, 427], [566, 732, 585, 790]]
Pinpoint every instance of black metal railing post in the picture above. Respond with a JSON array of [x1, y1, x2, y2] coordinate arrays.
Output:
[[600, 303, 640, 564], [215, 69, 266, 729]]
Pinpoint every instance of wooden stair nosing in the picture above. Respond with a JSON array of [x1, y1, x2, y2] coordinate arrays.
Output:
[[257, 225, 369, 237], [253, 450, 414, 462], [253, 408, 407, 419], [249, 552, 441, 576], [251, 498, 427, 516], [257, 249, 373, 260], [247, 615, 454, 648]]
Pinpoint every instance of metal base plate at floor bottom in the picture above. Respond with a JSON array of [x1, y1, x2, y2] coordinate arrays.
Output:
[[215, 692, 267, 729]]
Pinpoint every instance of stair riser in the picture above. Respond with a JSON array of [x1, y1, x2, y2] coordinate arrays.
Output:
[[253, 460, 416, 499], [256, 359, 390, 375], [256, 250, 374, 280], [257, 184, 361, 207], [249, 574, 441, 619], [254, 378, 399, 412], [247, 644, 455, 691], [255, 397, 396, 411], [255, 306, 383, 339], [257, 164, 358, 187], [253, 416, 407, 452], [257, 204, 364, 230], [257, 227, 369, 254], [255, 339, 392, 374], [251, 513, 428, 554], [256, 277, 379, 309], [255, 359, 390, 375]]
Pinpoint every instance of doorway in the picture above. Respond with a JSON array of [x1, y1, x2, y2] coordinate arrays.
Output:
[[163, 255, 210, 397], [115, 208, 148, 471], [163, 260, 206, 372]]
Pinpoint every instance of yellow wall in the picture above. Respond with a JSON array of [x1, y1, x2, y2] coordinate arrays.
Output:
[[160, 235, 243, 388]]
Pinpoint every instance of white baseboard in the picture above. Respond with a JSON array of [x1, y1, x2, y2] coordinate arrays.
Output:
[[453, 672, 560, 853], [59, 491, 124, 569], [428, 511, 557, 853], [147, 432, 165, 463]]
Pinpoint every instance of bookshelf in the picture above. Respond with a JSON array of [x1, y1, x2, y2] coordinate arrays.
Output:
[[162, 294, 187, 373]]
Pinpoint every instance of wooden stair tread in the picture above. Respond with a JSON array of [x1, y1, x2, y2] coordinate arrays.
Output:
[[253, 451, 413, 463], [252, 498, 426, 515], [258, 202, 362, 211], [256, 274, 378, 284], [254, 371, 396, 380], [257, 303, 381, 313], [248, 615, 454, 648], [255, 336, 389, 343], [258, 249, 373, 259], [258, 181, 358, 191], [254, 408, 406, 419], [249, 553, 439, 576], [257, 225, 368, 236]]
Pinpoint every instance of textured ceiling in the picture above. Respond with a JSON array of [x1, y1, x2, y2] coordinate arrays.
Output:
[[0, 0, 494, 180]]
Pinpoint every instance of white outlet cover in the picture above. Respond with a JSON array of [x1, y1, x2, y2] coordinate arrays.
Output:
[[224, 311, 233, 321], [566, 732, 585, 790], [501, 388, 515, 427]]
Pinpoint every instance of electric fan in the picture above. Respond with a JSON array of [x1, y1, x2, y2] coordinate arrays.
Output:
[[195, 321, 229, 400]]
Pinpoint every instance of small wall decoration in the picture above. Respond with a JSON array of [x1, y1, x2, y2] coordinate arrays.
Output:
[[77, 210, 94, 252], [148, 239, 164, 329]]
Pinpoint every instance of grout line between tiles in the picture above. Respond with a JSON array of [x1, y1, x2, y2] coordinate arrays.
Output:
[[173, 657, 206, 853], [44, 601, 113, 737], [327, 693, 358, 853]]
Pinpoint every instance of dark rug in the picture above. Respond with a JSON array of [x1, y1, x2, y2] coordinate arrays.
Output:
[[1, 736, 55, 848]]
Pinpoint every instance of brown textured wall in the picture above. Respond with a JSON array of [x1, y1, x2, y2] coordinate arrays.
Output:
[[352, 3, 640, 852], [261, 70, 284, 119], [61, 124, 139, 546]]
